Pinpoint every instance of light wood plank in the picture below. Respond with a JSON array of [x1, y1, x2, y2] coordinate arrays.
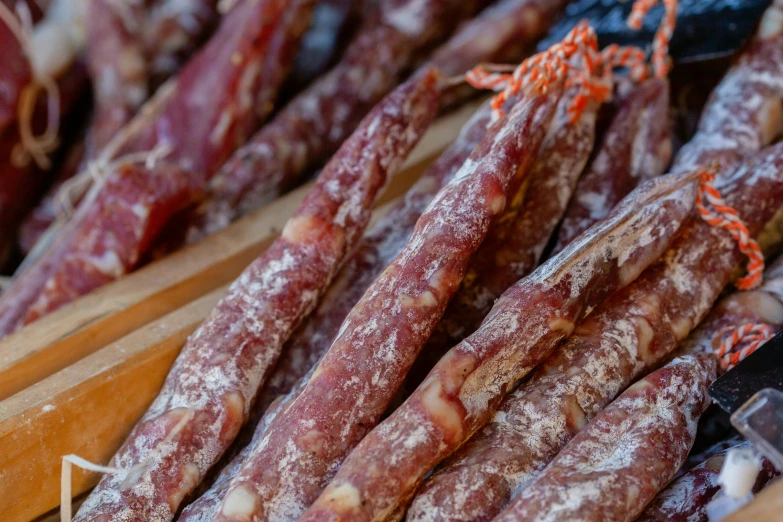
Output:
[[0, 287, 225, 522], [724, 476, 783, 522], [0, 99, 483, 401]]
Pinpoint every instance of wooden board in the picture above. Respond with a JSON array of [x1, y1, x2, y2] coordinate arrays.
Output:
[[0, 99, 483, 402], [0, 288, 226, 522], [724, 476, 783, 522]]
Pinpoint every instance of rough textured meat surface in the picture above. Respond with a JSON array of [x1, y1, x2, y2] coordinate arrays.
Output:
[[186, 0, 486, 242], [0, 0, 313, 336], [638, 440, 780, 522], [300, 172, 700, 522], [554, 78, 671, 252], [407, 143, 783, 522], [17, 0, 221, 252], [430, 0, 570, 107], [493, 354, 717, 522], [21, 161, 205, 323], [424, 91, 597, 359], [209, 91, 560, 522], [684, 253, 783, 356], [85, 0, 148, 155], [672, 0, 783, 174], [72, 70, 439, 522], [117, 0, 316, 177], [180, 100, 497, 522], [142, 0, 220, 86], [180, 97, 496, 522], [257, 99, 496, 415]]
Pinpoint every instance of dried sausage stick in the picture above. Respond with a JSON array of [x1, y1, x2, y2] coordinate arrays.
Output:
[[258, 100, 496, 414], [0, 8, 31, 135], [300, 171, 700, 522], [178, 100, 498, 522], [426, 90, 598, 355], [638, 440, 780, 522], [186, 0, 486, 242], [85, 0, 148, 155], [681, 253, 783, 357], [407, 143, 783, 522], [553, 77, 671, 253], [21, 161, 205, 323], [494, 353, 717, 522], [209, 89, 561, 522], [672, 0, 783, 174], [428, 0, 571, 108], [19, 0, 221, 253], [72, 69, 439, 522], [142, 0, 221, 86], [0, 0, 313, 336]]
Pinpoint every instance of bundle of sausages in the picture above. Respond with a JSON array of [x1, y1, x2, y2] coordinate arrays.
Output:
[[1, 0, 782, 521]]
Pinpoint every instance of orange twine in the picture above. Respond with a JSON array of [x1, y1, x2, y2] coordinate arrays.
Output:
[[628, 0, 679, 78], [696, 168, 765, 291], [466, 21, 639, 123], [715, 323, 774, 370]]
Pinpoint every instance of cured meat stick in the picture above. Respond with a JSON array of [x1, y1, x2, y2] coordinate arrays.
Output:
[[429, 0, 571, 108], [21, 161, 205, 323], [0, 0, 314, 336], [85, 0, 148, 154], [257, 101, 496, 414], [300, 171, 700, 521], [72, 69, 439, 522], [187, 0, 487, 242], [553, 77, 671, 252], [0, 6, 30, 135], [18, 0, 222, 254], [180, 97, 499, 522], [423, 90, 598, 357], [208, 88, 562, 522], [493, 354, 717, 522], [638, 440, 780, 522], [683, 254, 783, 358], [142, 0, 221, 86], [672, 0, 783, 173], [408, 143, 783, 522]]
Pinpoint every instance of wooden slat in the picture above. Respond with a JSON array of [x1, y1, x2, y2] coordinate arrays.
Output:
[[0, 99, 483, 401], [0, 287, 226, 522], [724, 476, 783, 522]]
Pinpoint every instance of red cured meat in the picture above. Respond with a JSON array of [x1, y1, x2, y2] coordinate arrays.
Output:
[[0, 0, 315, 336], [493, 354, 717, 522], [22, 161, 205, 323], [422, 90, 598, 361], [672, 0, 783, 174], [0, 12, 31, 136], [209, 89, 561, 522], [407, 143, 783, 522], [84, 0, 148, 155], [179, 99, 498, 522], [554, 77, 671, 252], [186, 0, 488, 242], [72, 69, 439, 522], [297, 151, 699, 521]]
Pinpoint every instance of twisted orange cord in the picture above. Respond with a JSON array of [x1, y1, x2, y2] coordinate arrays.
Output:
[[466, 21, 645, 123], [628, 0, 679, 78], [696, 168, 765, 290], [715, 323, 774, 370]]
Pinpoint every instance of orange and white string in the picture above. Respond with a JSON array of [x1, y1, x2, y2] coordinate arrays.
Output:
[[696, 168, 765, 290], [714, 323, 774, 370], [628, 0, 679, 78]]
